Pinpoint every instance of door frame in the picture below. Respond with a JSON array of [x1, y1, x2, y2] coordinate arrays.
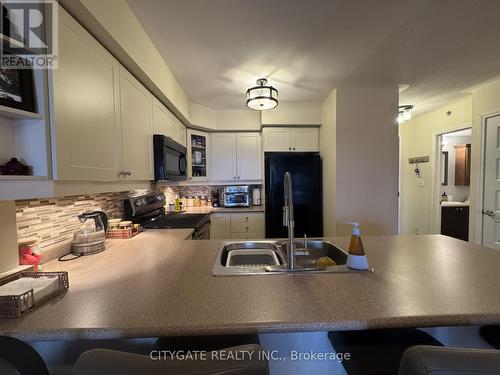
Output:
[[430, 124, 472, 235], [477, 112, 500, 246]]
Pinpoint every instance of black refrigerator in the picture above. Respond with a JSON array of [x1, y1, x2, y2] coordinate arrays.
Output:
[[265, 153, 323, 238]]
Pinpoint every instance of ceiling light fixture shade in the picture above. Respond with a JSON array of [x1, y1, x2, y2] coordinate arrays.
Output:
[[246, 78, 278, 110], [398, 105, 414, 124]]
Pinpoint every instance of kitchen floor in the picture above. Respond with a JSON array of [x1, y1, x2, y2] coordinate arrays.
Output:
[[22, 327, 493, 374]]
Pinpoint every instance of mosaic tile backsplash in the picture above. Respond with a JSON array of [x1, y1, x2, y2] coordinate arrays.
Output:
[[15, 185, 178, 262]]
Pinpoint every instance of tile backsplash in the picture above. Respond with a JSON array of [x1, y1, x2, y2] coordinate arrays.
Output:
[[15, 185, 178, 262]]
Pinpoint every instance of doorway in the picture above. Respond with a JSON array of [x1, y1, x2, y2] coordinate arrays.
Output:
[[431, 127, 472, 240], [481, 114, 500, 250]]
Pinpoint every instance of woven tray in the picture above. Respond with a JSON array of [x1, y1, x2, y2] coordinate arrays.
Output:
[[0, 271, 69, 318], [106, 227, 140, 239]]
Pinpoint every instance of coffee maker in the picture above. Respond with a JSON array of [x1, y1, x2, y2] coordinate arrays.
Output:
[[72, 211, 108, 255]]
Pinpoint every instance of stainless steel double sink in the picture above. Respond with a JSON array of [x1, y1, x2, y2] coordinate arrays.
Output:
[[212, 239, 352, 276]]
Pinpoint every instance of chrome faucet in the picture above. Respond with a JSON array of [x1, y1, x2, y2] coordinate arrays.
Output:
[[283, 172, 296, 270]]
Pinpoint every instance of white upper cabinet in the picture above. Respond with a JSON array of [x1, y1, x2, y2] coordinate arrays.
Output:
[[119, 67, 153, 180], [211, 132, 262, 181], [152, 97, 176, 140], [211, 133, 237, 181], [263, 127, 319, 152], [187, 129, 210, 181], [237, 133, 262, 180], [52, 7, 122, 180], [291, 128, 319, 151], [262, 127, 292, 151], [177, 121, 187, 147]]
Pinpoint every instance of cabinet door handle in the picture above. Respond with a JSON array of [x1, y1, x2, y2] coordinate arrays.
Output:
[[483, 210, 496, 217], [293, 147, 296, 150], [237, 176, 240, 179], [288, 147, 291, 150]]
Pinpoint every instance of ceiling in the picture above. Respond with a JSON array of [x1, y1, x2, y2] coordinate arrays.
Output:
[[128, 0, 500, 115], [443, 128, 472, 138]]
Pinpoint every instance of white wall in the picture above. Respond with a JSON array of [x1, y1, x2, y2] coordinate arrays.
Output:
[[335, 86, 399, 235], [0, 201, 19, 273], [0, 117, 15, 164], [320, 91, 337, 236], [399, 97, 472, 236], [216, 110, 261, 131], [261, 102, 321, 125], [440, 135, 471, 202]]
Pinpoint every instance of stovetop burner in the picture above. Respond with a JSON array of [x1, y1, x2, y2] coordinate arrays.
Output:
[[141, 213, 210, 229]]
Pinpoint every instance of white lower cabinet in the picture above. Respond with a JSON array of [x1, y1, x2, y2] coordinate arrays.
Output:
[[210, 212, 265, 240], [210, 213, 231, 239]]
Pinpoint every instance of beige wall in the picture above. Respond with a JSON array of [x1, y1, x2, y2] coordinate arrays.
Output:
[[335, 87, 399, 236], [399, 97, 472, 236], [320, 91, 337, 236], [261, 102, 321, 126], [0, 201, 19, 272], [216, 110, 261, 131], [320, 87, 399, 236]]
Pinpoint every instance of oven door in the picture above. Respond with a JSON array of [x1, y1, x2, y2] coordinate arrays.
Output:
[[224, 193, 250, 207], [192, 221, 211, 240]]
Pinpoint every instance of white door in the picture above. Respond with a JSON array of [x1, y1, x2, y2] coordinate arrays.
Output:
[[483, 115, 500, 249], [52, 8, 122, 180], [152, 98, 176, 139], [262, 128, 292, 151], [211, 133, 237, 181], [291, 128, 319, 151], [119, 68, 153, 180], [237, 133, 262, 180]]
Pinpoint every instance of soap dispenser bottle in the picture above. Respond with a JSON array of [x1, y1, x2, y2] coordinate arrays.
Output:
[[347, 222, 369, 270]]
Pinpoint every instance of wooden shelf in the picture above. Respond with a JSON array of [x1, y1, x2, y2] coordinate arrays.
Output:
[[0, 105, 43, 120]]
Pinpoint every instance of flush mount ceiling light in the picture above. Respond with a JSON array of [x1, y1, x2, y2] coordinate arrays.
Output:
[[246, 78, 278, 110], [398, 105, 414, 124]]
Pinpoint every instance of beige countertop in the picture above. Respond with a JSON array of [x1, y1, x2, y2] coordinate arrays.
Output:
[[1, 233, 500, 342], [181, 206, 265, 214]]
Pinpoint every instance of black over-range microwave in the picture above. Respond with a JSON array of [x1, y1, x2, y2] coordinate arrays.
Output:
[[153, 135, 187, 181]]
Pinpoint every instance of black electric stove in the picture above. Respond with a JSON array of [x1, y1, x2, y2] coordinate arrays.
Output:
[[124, 193, 210, 240]]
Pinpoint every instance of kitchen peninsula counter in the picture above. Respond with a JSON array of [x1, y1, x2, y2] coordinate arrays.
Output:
[[1, 232, 500, 341]]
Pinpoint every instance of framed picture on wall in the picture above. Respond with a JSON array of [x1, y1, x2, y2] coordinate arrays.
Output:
[[0, 54, 36, 113]]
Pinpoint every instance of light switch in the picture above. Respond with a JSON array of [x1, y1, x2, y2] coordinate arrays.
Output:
[[416, 179, 425, 187]]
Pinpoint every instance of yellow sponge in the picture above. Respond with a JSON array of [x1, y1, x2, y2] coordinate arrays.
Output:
[[316, 256, 336, 267]]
